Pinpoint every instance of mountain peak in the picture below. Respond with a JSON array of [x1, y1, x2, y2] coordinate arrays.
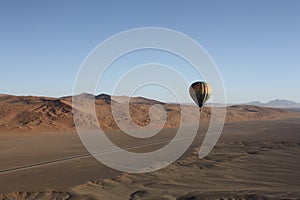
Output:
[[247, 99, 300, 108], [267, 99, 297, 105]]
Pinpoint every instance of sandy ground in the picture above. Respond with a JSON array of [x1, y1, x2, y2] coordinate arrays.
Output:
[[0, 116, 299, 199]]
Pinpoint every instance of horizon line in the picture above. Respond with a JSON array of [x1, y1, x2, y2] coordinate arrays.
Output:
[[0, 92, 299, 105]]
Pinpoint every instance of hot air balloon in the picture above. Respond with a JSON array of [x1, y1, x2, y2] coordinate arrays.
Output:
[[189, 81, 211, 110]]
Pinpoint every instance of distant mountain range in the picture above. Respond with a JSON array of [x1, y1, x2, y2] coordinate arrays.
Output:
[[246, 99, 300, 108]]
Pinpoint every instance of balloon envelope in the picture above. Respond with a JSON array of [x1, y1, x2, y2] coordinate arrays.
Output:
[[189, 81, 211, 108]]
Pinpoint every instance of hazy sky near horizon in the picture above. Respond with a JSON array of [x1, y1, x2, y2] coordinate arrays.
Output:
[[0, 0, 299, 103]]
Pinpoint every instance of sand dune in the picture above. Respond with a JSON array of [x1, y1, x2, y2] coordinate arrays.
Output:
[[0, 94, 296, 133], [0, 95, 74, 132], [68, 132, 300, 200]]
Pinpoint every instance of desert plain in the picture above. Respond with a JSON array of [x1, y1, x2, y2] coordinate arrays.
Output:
[[0, 94, 299, 200]]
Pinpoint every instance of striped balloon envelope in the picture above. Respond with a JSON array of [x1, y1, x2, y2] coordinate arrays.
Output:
[[189, 81, 211, 109]]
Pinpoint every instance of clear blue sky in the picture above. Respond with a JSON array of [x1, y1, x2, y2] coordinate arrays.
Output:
[[0, 0, 299, 103]]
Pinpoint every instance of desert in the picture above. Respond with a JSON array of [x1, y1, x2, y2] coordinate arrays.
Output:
[[0, 94, 299, 199], [2, 1, 300, 199]]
